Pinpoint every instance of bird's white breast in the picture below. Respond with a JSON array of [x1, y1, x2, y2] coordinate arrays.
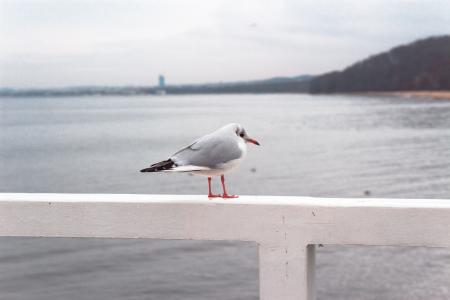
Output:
[[216, 138, 247, 171]]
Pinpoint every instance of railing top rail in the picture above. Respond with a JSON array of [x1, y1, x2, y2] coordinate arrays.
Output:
[[1, 193, 449, 209], [1, 192, 449, 300]]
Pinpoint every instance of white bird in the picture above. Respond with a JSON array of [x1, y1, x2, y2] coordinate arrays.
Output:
[[140, 123, 260, 198]]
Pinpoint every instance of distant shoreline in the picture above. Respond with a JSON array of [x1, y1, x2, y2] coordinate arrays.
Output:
[[2, 88, 450, 99], [356, 91, 450, 100]]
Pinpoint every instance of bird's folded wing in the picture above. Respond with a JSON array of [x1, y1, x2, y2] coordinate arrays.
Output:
[[171, 134, 242, 168]]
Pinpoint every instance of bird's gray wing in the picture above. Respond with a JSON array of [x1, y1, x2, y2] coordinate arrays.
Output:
[[171, 133, 242, 168]]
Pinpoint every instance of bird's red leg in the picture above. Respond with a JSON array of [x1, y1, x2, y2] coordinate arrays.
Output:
[[221, 175, 238, 198], [207, 177, 221, 198]]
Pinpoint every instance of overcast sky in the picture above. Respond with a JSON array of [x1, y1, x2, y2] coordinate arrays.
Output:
[[1, 0, 449, 88]]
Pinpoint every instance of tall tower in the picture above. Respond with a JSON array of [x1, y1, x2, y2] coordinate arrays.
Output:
[[156, 75, 166, 95], [158, 75, 165, 89]]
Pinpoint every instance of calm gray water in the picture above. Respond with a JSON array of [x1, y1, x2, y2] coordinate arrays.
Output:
[[0, 94, 449, 299]]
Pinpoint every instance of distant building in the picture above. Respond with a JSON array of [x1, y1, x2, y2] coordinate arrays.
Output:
[[159, 75, 165, 88], [156, 75, 166, 95]]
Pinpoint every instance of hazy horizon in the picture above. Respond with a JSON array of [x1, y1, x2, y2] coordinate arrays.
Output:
[[1, 0, 449, 88]]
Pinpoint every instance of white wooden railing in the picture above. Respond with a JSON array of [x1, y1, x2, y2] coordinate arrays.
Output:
[[1, 193, 450, 300]]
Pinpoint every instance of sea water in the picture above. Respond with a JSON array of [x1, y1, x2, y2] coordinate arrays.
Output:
[[1, 94, 449, 299]]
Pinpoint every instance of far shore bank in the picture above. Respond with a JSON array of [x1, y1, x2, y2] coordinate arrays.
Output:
[[357, 91, 450, 100]]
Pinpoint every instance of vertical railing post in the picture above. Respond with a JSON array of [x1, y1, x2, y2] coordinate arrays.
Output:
[[259, 242, 316, 300], [306, 245, 316, 300]]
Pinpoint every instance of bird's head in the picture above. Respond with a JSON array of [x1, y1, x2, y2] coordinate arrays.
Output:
[[233, 123, 260, 146]]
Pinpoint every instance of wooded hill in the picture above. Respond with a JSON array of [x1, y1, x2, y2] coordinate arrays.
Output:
[[309, 36, 450, 93]]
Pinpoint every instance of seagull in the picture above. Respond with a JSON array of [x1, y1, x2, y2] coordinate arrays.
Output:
[[140, 123, 260, 198]]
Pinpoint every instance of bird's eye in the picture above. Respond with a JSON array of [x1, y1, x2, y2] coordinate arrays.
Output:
[[239, 133, 244, 137]]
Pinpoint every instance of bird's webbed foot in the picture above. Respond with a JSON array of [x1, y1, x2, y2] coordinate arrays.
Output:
[[208, 193, 222, 198], [222, 193, 239, 199]]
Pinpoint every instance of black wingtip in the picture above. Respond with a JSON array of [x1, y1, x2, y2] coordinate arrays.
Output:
[[140, 159, 175, 173]]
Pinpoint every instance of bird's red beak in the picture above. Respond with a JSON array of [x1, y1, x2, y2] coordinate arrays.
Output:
[[245, 138, 260, 146]]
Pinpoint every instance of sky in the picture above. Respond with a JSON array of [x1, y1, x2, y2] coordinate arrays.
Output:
[[1, 0, 449, 88]]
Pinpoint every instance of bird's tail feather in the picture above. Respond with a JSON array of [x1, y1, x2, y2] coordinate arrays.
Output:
[[140, 159, 175, 172]]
